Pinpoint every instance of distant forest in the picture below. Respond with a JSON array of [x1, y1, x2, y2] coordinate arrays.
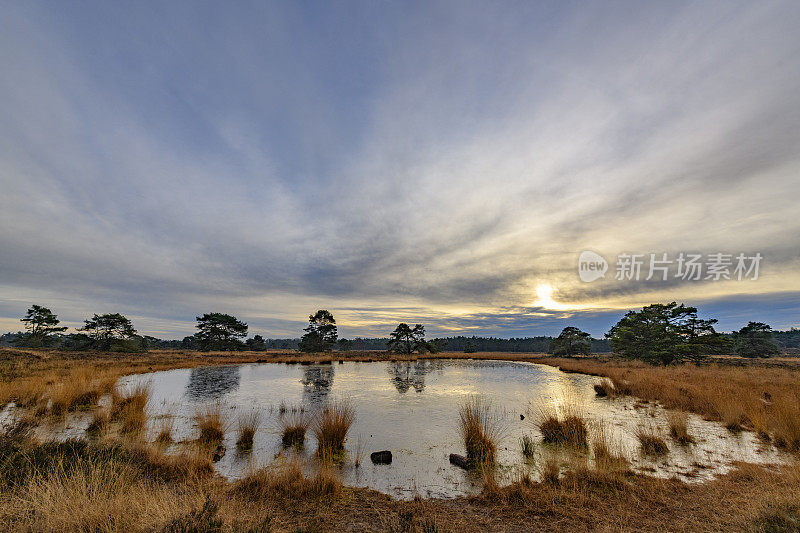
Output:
[[3, 329, 800, 353]]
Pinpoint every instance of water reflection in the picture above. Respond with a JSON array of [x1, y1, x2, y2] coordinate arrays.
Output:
[[186, 365, 240, 400], [389, 360, 439, 394], [301, 364, 334, 405]]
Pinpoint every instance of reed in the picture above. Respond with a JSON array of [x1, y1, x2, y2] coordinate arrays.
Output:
[[770, 393, 800, 451], [154, 416, 175, 445], [536, 404, 587, 447], [236, 410, 261, 450], [636, 424, 669, 455], [313, 401, 355, 456], [86, 407, 110, 437], [667, 411, 694, 445], [195, 404, 228, 444], [458, 396, 500, 465]]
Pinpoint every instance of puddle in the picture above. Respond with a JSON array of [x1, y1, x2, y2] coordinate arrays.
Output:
[[28, 359, 788, 499]]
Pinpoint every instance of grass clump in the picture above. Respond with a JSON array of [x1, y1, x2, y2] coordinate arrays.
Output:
[[536, 405, 587, 447], [236, 410, 262, 450], [636, 425, 669, 455], [111, 383, 151, 436], [667, 411, 694, 445], [232, 459, 340, 500], [154, 416, 175, 445], [313, 401, 354, 456], [87, 407, 110, 437], [458, 396, 501, 465], [593, 380, 616, 398], [195, 404, 228, 444], [770, 394, 800, 451]]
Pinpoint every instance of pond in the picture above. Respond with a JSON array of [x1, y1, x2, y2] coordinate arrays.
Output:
[[102, 359, 786, 499]]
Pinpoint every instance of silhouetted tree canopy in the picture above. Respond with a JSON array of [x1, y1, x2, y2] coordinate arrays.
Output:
[[79, 313, 138, 351], [195, 312, 248, 351], [17, 305, 66, 347], [550, 326, 591, 356], [298, 310, 338, 352], [387, 323, 426, 354], [733, 321, 780, 358], [606, 302, 729, 365], [245, 334, 268, 351]]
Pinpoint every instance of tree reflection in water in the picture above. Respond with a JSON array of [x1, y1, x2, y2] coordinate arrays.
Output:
[[301, 364, 334, 406], [186, 365, 241, 400], [389, 360, 439, 394]]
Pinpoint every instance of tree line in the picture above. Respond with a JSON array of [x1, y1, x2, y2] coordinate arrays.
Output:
[[1, 302, 792, 363]]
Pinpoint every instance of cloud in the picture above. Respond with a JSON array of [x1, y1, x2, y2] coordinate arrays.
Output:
[[1, 1, 799, 338]]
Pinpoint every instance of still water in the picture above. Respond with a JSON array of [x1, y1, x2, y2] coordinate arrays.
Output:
[[112, 359, 782, 499]]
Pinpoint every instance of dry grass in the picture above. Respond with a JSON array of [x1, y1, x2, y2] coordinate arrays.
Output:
[[636, 424, 669, 456], [3, 349, 800, 531], [195, 404, 228, 444], [235, 410, 261, 450], [536, 357, 800, 446], [313, 401, 354, 456], [591, 424, 630, 475], [231, 458, 341, 500], [536, 404, 588, 447], [458, 396, 501, 465], [667, 411, 694, 445], [770, 393, 800, 451], [110, 383, 150, 436], [87, 407, 110, 437], [154, 416, 175, 445], [1, 458, 195, 532]]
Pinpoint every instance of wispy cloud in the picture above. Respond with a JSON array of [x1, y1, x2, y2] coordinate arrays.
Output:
[[1, 1, 799, 338]]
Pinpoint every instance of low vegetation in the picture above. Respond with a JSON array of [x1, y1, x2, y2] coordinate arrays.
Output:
[[232, 459, 341, 500], [667, 411, 694, 445], [195, 404, 227, 443], [235, 410, 261, 450], [636, 425, 669, 455], [458, 396, 501, 465], [280, 410, 310, 449], [313, 401, 355, 456], [536, 405, 588, 447]]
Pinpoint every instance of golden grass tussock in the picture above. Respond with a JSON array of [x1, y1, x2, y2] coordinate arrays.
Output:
[[770, 393, 800, 451], [591, 423, 630, 475], [458, 396, 501, 465], [667, 411, 694, 445], [280, 410, 310, 449], [154, 416, 175, 445], [235, 409, 261, 450], [1, 459, 197, 532], [313, 400, 355, 456], [195, 404, 228, 444], [86, 407, 110, 437], [593, 379, 617, 398], [536, 404, 588, 447], [636, 424, 669, 456], [231, 458, 341, 500]]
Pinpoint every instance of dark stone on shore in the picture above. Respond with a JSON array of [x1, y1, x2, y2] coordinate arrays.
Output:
[[212, 445, 226, 462], [370, 450, 392, 464], [449, 453, 470, 470], [520, 414, 525, 420]]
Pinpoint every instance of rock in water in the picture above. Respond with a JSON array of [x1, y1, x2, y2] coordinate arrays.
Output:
[[370, 450, 392, 464], [449, 453, 470, 470]]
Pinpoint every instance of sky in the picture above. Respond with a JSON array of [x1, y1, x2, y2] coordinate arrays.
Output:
[[1, 0, 799, 340]]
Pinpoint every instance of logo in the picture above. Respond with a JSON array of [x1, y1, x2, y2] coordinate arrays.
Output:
[[578, 251, 608, 282]]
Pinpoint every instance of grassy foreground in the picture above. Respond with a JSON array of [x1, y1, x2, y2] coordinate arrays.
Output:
[[1, 348, 799, 532]]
